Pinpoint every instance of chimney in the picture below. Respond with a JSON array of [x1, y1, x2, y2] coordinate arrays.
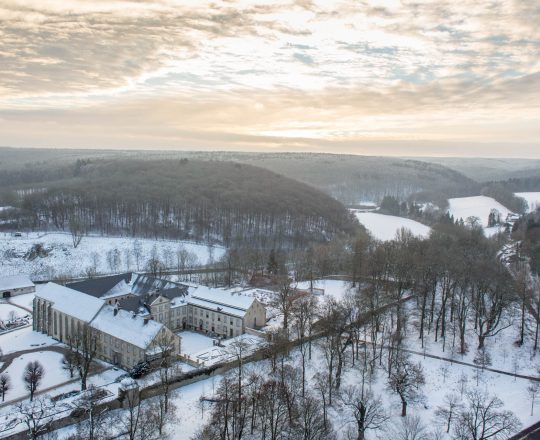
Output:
[[143, 317, 149, 325], [113, 308, 118, 316]]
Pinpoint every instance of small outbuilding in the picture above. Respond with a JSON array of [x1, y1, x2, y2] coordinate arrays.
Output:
[[0, 274, 35, 298]]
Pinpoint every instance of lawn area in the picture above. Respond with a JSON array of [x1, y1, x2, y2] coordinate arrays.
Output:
[[0, 326, 58, 355]]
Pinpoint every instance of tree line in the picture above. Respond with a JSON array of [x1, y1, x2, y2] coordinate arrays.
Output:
[[4, 159, 357, 249]]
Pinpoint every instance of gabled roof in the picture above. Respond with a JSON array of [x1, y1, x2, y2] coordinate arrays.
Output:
[[90, 305, 164, 350], [66, 273, 189, 300], [188, 285, 255, 310], [35, 283, 104, 323], [67, 273, 132, 298], [186, 285, 256, 317], [0, 274, 34, 291], [118, 296, 150, 315], [130, 273, 187, 296]]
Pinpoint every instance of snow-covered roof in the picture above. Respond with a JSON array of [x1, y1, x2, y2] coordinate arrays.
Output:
[[90, 305, 164, 350], [186, 285, 255, 317], [0, 274, 34, 291], [35, 283, 104, 323], [102, 280, 132, 299]]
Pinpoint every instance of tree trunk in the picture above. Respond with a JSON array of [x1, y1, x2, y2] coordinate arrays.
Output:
[[400, 397, 407, 417]]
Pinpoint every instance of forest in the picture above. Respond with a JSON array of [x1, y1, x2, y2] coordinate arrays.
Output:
[[1, 159, 357, 249]]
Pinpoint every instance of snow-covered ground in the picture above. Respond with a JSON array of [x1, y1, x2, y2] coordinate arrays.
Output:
[[296, 279, 353, 302], [53, 335, 536, 440], [0, 232, 225, 279], [179, 331, 267, 366], [353, 212, 431, 241], [7, 292, 35, 311], [179, 331, 215, 356], [0, 326, 58, 355], [1, 351, 70, 403], [56, 372, 221, 440], [0, 303, 27, 322], [516, 192, 540, 213], [447, 196, 513, 228]]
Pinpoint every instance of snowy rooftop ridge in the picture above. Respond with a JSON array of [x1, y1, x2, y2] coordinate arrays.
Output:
[[90, 305, 163, 349], [0, 274, 34, 291], [35, 282, 105, 323], [187, 285, 255, 311]]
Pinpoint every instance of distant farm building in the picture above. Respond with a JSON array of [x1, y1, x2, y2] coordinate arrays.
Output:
[[0, 274, 35, 298]]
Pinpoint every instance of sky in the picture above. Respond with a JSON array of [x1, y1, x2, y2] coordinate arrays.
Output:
[[0, 0, 539, 157]]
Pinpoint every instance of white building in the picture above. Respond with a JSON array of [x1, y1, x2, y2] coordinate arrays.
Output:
[[168, 285, 266, 338], [0, 274, 35, 299], [67, 273, 267, 339], [33, 282, 180, 370]]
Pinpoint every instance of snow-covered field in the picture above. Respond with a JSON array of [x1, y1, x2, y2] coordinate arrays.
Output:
[[0, 326, 58, 355], [1, 351, 71, 403], [0, 232, 225, 279], [353, 212, 431, 241], [516, 192, 540, 213], [179, 331, 215, 356], [296, 279, 353, 302], [447, 196, 513, 228], [7, 292, 35, 311], [0, 303, 27, 322]]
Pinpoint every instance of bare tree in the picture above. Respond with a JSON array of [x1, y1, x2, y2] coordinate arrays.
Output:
[[314, 371, 331, 430], [15, 397, 56, 440], [528, 381, 540, 417], [271, 276, 295, 332], [24, 360, 44, 401], [8, 310, 18, 323], [67, 324, 100, 391], [62, 351, 76, 378], [387, 352, 425, 417], [117, 388, 160, 440], [73, 386, 111, 440], [0, 372, 10, 402], [435, 393, 462, 433], [340, 385, 388, 440], [133, 239, 143, 271], [69, 217, 85, 249], [150, 331, 180, 433], [124, 248, 133, 271], [454, 390, 521, 440], [146, 255, 166, 278], [473, 263, 514, 350], [386, 414, 431, 440], [291, 294, 317, 396]]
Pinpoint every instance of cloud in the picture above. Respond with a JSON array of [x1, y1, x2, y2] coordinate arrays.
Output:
[[0, 0, 539, 156]]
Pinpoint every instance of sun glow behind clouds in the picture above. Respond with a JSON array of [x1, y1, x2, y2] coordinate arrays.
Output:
[[0, 0, 539, 156]]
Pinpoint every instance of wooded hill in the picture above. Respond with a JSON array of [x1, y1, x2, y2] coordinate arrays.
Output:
[[3, 147, 540, 212], [4, 159, 357, 248], [0, 148, 481, 206]]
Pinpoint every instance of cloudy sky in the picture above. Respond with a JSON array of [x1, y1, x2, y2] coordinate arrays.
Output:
[[0, 0, 539, 157]]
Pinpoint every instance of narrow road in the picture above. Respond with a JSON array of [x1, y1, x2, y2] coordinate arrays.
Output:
[[0, 345, 69, 374], [402, 346, 540, 382], [6, 300, 32, 314]]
